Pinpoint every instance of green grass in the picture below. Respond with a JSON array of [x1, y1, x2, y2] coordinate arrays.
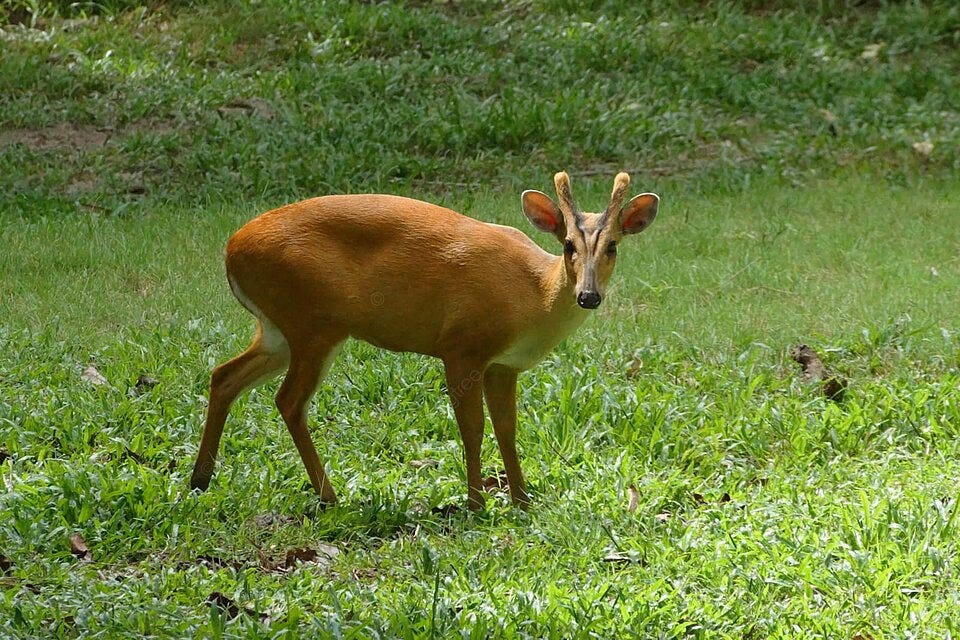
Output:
[[3, 1, 960, 638], [2, 0, 959, 213], [2, 177, 960, 638]]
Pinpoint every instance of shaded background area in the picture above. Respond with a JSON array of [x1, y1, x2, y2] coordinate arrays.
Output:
[[2, 0, 958, 214]]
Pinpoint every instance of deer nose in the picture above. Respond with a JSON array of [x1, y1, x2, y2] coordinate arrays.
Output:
[[577, 291, 601, 309]]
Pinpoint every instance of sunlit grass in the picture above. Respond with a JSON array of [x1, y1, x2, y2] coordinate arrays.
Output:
[[2, 175, 960, 637]]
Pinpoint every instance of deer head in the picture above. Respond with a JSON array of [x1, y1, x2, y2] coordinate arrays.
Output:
[[521, 171, 659, 308]]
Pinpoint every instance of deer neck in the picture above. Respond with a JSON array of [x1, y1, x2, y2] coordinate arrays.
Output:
[[489, 255, 589, 371]]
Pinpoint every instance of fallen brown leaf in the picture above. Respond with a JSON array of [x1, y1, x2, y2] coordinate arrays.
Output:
[[408, 459, 439, 469], [602, 551, 631, 563], [431, 503, 460, 517], [822, 377, 846, 402], [626, 484, 639, 513], [217, 98, 274, 120], [790, 345, 826, 382], [184, 554, 244, 571], [284, 543, 340, 570], [207, 591, 263, 619], [123, 447, 148, 465], [654, 512, 671, 522], [481, 472, 509, 493], [251, 512, 298, 528], [352, 567, 379, 581], [790, 344, 847, 402], [80, 365, 108, 386], [602, 551, 642, 565], [0, 554, 12, 574], [860, 43, 883, 60], [132, 375, 159, 396], [70, 534, 92, 562], [912, 141, 934, 157]]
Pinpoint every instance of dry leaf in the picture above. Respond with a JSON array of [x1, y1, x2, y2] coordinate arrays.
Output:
[[860, 43, 883, 60], [431, 503, 460, 517], [132, 375, 159, 395], [81, 365, 108, 386], [791, 344, 847, 402], [123, 447, 147, 465], [257, 550, 280, 573], [602, 551, 633, 564], [0, 448, 10, 465], [626, 484, 639, 513], [481, 472, 509, 493], [912, 141, 934, 157], [352, 567, 379, 581], [791, 344, 827, 382], [284, 548, 319, 567], [192, 554, 242, 570], [216, 98, 274, 120], [284, 543, 340, 570], [0, 554, 12, 575], [70, 534, 92, 562], [817, 108, 839, 136], [251, 512, 298, 528], [408, 459, 439, 469], [823, 378, 847, 402], [207, 591, 263, 619], [654, 512, 671, 522]]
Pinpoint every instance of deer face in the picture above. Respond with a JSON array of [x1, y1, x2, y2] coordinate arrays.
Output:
[[521, 172, 659, 309]]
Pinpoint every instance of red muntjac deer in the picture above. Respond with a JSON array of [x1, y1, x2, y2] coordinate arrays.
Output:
[[190, 171, 659, 509]]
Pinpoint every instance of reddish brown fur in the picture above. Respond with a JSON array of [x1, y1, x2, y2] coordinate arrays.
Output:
[[190, 174, 659, 510]]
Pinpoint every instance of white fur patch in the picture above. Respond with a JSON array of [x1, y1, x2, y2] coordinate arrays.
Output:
[[228, 275, 289, 356]]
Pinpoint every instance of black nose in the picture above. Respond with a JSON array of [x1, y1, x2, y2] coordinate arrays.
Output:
[[577, 291, 601, 309]]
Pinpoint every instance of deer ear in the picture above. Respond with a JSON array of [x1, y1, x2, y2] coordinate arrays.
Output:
[[521, 190, 563, 234], [620, 193, 659, 235]]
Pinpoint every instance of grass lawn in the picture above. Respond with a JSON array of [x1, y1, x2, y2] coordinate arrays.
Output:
[[2, 1, 960, 638]]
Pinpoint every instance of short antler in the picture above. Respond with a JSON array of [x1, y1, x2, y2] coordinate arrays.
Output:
[[553, 171, 582, 227], [600, 172, 631, 225]]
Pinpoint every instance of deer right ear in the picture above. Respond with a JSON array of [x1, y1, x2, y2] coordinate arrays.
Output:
[[521, 190, 563, 235], [619, 193, 659, 235]]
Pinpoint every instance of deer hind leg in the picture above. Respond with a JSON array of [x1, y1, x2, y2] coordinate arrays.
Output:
[[191, 322, 289, 491], [483, 364, 529, 507], [274, 336, 344, 504], [444, 359, 487, 511]]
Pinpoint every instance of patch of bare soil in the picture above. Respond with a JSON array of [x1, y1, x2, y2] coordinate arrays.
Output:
[[0, 123, 112, 151], [0, 118, 179, 152]]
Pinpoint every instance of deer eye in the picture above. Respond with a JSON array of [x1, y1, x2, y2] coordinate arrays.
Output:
[[606, 241, 617, 256], [564, 239, 575, 255]]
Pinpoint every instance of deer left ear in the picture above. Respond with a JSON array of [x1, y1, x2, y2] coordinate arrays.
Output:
[[620, 193, 659, 235], [521, 189, 565, 239]]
